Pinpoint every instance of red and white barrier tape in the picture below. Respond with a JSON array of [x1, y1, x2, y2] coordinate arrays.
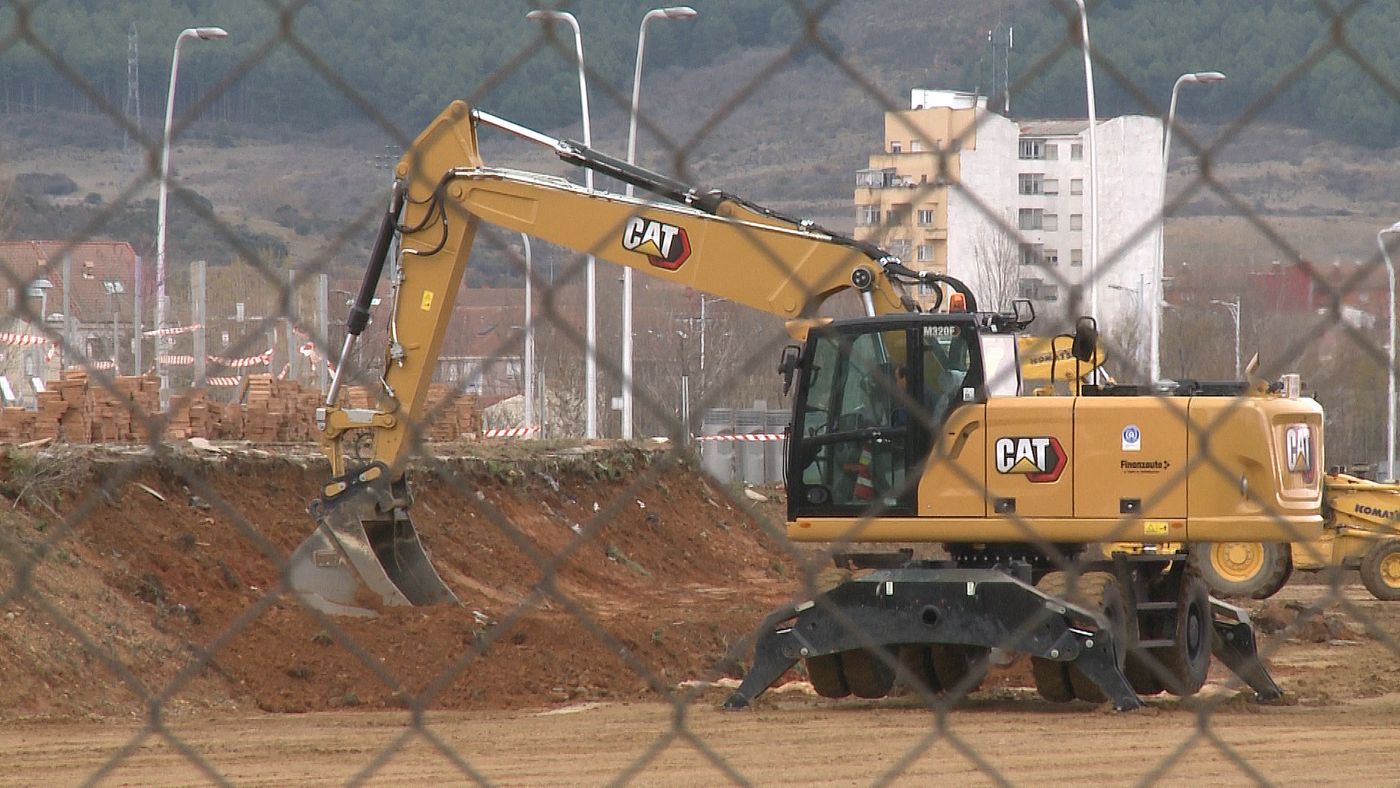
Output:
[[206, 376, 242, 386], [209, 349, 274, 368], [0, 332, 49, 347], [143, 323, 202, 337], [693, 433, 786, 442], [482, 426, 541, 438]]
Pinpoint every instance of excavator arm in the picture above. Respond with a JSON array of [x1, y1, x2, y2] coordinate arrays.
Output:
[[292, 100, 959, 615]]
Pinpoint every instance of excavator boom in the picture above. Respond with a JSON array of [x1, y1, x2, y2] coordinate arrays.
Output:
[[292, 101, 944, 615]]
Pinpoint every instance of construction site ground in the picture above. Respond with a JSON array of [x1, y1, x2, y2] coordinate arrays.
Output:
[[1, 442, 1398, 785]]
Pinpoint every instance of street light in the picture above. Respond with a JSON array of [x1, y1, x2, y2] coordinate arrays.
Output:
[[522, 233, 535, 432], [156, 26, 227, 402], [527, 9, 597, 438], [622, 5, 697, 441], [1154, 71, 1226, 384], [1210, 296, 1241, 379], [1072, 0, 1099, 323], [103, 280, 125, 372], [1376, 221, 1400, 481]]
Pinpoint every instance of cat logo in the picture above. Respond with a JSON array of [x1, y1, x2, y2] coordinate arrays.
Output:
[[621, 217, 691, 270], [1286, 424, 1315, 483], [994, 436, 1067, 483]]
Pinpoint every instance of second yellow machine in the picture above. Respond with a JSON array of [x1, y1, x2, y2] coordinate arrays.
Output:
[[291, 101, 1325, 710]]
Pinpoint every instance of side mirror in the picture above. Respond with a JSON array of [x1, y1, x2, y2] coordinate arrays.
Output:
[[1011, 298, 1036, 326], [778, 344, 802, 395], [1072, 316, 1098, 364]]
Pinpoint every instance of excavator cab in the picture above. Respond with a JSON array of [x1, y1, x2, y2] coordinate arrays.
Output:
[[788, 314, 987, 517]]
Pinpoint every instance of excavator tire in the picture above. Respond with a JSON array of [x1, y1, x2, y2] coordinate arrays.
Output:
[[841, 648, 897, 699], [1123, 651, 1167, 697], [1030, 571, 1076, 703], [895, 644, 943, 696], [804, 653, 850, 699], [1360, 538, 1400, 602], [1160, 569, 1212, 697], [1191, 542, 1293, 600], [930, 645, 989, 698], [1064, 572, 1130, 703]]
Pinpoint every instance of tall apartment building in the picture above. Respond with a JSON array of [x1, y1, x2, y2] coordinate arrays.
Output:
[[854, 89, 1163, 331]]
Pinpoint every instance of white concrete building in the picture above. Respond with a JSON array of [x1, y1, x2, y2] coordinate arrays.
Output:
[[856, 89, 1164, 341]]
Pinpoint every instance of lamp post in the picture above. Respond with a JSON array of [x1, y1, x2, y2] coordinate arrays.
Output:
[[1071, 0, 1099, 322], [527, 9, 597, 438], [522, 233, 535, 431], [155, 26, 227, 403], [1377, 221, 1400, 481], [622, 5, 697, 441], [1210, 296, 1241, 379], [1155, 71, 1226, 384]]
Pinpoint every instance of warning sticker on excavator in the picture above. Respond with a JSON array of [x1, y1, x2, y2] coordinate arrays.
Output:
[[1143, 521, 1170, 536], [621, 217, 691, 270], [421, 290, 434, 311]]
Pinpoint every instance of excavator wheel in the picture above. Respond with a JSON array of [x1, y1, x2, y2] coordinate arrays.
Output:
[[1360, 538, 1400, 601], [1191, 542, 1293, 600], [896, 644, 943, 696], [841, 648, 897, 699], [1160, 569, 1212, 696], [1030, 571, 1076, 703], [804, 653, 850, 698], [1032, 571, 1130, 703], [1064, 572, 1130, 703], [931, 645, 989, 698], [1123, 650, 1167, 696]]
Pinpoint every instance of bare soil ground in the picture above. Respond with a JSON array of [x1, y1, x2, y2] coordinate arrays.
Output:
[[1, 442, 1398, 785]]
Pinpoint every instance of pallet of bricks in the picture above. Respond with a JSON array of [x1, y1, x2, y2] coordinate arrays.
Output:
[[334, 384, 480, 441], [44, 371, 163, 443], [243, 374, 320, 442], [424, 383, 481, 441]]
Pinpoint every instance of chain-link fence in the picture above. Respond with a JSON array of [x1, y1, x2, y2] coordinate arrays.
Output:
[[3, 0, 1400, 783]]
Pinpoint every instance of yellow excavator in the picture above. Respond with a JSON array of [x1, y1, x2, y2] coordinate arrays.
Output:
[[290, 101, 1326, 710], [1187, 472, 1400, 601]]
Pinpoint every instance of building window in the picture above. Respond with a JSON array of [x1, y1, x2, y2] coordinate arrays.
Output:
[[1019, 138, 1045, 160], [1018, 208, 1043, 231], [890, 141, 902, 153], [1071, 178, 1084, 195], [857, 204, 879, 225], [916, 244, 933, 262], [1070, 213, 1083, 231], [1044, 248, 1059, 266], [1043, 214, 1059, 232], [886, 204, 912, 224], [917, 208, 935, 226], [1045, 144, 1058, 161], [909, 139, 922, 152], [1071, 143, 1083, 161], [1019, 242, 1044, 266], [1018, 173, 1045, 195], [1070, 249, 1083, 267], [1043, 178, 1060, 196]]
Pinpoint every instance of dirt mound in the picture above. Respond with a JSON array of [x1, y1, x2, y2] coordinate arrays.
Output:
[[0, 443, 799, 719]]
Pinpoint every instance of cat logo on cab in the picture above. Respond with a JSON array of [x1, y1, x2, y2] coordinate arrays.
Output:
[[621, 217, 691, 270]]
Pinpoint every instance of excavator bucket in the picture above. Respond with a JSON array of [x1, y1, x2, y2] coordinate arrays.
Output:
[[289, 486, 459, 617]]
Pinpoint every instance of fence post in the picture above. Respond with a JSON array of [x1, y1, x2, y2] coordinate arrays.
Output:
[[192, 259, 206, 388]]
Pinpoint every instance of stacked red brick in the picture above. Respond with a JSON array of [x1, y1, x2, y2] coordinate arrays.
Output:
[[0, 373, 482, 444]]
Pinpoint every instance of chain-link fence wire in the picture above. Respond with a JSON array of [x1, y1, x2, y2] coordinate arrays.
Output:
[[1, 0, 1399, 783]]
